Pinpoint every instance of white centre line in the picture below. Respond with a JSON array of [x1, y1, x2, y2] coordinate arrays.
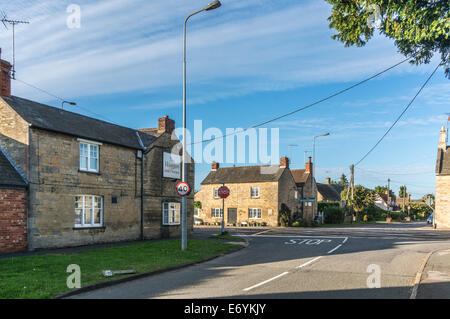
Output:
[[243, 272, 290, 292], [296, 256, 322, 269], [327, 244, 342, 254]]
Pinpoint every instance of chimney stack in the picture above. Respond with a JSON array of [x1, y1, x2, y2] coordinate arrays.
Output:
[[280, 157, 289, 169], [439, 126, 447, 151], [325, 177, 331, 185], [212, 162, 219, 171], [0, 49, 12, 98], [158, 116, 175, 134], [305, 156, 313, 174]]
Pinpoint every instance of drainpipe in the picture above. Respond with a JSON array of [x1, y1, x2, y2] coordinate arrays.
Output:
[[136, 133, 146, 241]]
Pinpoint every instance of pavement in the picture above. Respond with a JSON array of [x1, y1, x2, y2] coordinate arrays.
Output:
[[68, 222, 450, 299]]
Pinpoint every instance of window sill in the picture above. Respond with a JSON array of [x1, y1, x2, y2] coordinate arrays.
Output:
[[251, 197, 260, 199], [79, 169, 101, 175], [73, 226, 105, 230]]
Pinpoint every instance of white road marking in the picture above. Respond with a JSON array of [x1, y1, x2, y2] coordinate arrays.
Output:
[[343, 237, 348, 243], [296, 256, 322, 269], [327, 244, 342, 254], [243, 272, 290, 292], [241, 234, 348, 239]]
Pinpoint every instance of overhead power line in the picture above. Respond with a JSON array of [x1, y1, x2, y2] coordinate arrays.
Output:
[[354, 62, 442, 167], [190, 56, 413, 146]]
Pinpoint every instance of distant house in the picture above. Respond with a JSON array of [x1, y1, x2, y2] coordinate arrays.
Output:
[[195, 157, 299, 227], [317, 178, 344, 203], [435, 126, 450, 228], [374, 191, 395, 211], [0, 52, 194, 252]]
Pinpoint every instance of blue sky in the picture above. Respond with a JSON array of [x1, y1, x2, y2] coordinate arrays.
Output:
[[1, 0, 448, 198]]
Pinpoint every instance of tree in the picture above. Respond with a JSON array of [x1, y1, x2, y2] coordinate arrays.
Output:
[[325, 1, 450, 78], [341, 185, 374, 220], [374, 185, 395, 197], [337, 174, 349, 188], [279, 203, 292, 227], [399, 185, 408, 212]]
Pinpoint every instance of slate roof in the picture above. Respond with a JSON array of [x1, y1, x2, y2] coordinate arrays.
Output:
[[317, 183, 343, 202], [291, 169, 309, 185], [436, 147, 450, 175], [201, 165, 285, 185], [0, 147, 27, 188], [1, 96, 157, 150]]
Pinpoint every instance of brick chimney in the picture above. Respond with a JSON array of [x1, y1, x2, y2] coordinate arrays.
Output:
[[325, 177, 331, 185], [305, 156, 313, 174], [0, 49, 12, 98], [158, 116, 175, 134], [212, 161, 219, 171], [439, 126, 447, 151], [280, 157, 289, 169]]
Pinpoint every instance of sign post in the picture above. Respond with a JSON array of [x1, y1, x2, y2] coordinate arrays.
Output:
[[218, 185, 230, 234]]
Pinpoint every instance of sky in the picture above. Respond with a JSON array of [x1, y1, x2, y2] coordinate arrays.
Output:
[[0, 0, 448, 198]]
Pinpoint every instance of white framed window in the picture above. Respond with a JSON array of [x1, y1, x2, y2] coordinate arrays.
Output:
[[248, 208, 262, 219], [79, 141, 100, 172], [211, 208, 223, 218], [75, 195, 103, 228], [194, 207, 199, 217], [251, 187, 260, 198], [213, 188, 219, 199], [163, 202, 180, 225]]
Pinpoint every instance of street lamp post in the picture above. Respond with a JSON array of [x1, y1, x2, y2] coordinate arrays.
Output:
[[182, 1, 221, 251], [311, 133, 329, 223], [61, 100, 76, 110]]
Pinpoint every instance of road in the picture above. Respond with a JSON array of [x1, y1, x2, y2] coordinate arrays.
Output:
[[71, 222, 450, 299]]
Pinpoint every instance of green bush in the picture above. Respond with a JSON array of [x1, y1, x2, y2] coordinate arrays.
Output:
[[318, 202, 340, 212], [323, 206, 345, 224], [292, 221, 301, 227], [365, 204, 386, 221], [279, 203, 291, 227]]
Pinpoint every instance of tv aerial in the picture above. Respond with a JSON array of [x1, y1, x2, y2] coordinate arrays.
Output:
[[1, 11, 29, 79]]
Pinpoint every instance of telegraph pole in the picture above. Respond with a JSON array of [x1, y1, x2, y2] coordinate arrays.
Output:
[[350, 164, 355, 223]]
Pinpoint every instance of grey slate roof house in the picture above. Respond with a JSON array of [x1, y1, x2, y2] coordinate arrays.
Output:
[[0, 53, 194, 251]]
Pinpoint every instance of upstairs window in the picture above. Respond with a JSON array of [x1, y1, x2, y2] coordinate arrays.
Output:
[[251, 187, 260, 198], [213, 188, 219, 199], [79, 140, 100, 173]]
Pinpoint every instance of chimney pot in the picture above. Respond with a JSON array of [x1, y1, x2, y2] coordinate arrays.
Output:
[[212, 162, 219, 171], [305, 156, 313, 173], [0, 48, 12, 98], [325, 177, 331, 185], [158, 115, 175, 134], [280, 157, 289, 169]]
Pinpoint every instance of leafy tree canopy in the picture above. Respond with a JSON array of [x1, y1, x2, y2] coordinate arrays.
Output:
[[374, 185, 395, 197], [341, 185, 374, 213], [325, 0, 450, 78]]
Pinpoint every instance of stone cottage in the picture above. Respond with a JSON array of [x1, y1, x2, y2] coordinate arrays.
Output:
[[435, 126, 450, 229], [0, 54, 194, 252], [291, 157, 318, 221], [195, 157, 299, 227]]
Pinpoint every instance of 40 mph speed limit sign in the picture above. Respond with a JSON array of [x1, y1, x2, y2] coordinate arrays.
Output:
[[176, 182, 191, 197]]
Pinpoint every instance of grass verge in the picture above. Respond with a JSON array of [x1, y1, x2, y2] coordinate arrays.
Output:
[[0, 239, 239, 299]]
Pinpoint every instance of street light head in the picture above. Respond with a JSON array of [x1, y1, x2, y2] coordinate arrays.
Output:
[[204, 0, 221, 11], [323, 133, 330, 136]]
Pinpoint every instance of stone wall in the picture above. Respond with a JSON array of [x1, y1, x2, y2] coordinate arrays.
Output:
[[435, 175, 450, 229], [27, 128, 141, 249], [0, 189, 27, 253], [0, 98, 29, 178], [142, 133, 194, 239]]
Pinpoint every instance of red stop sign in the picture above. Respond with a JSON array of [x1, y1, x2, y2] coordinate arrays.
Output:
[[218, 186, 230, 199]]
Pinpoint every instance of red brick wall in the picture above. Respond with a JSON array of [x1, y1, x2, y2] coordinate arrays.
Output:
[[0, 189, 27, 253]]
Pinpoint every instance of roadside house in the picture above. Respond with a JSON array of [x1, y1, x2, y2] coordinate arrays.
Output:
[[195, 157, 298, 227], [374, 191, 395, 212], [317, 177, 344, 203], [435, 126, 450, 228], [0, 53, 194, 251], [291, 157, 317, 221]]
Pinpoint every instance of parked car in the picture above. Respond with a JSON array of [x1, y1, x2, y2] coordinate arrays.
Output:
[[427, 214, 434, 224]]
